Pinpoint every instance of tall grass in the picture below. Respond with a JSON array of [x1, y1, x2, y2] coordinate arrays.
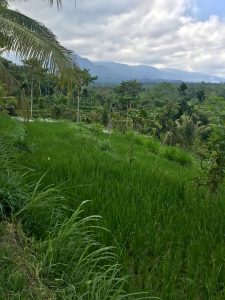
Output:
[[0, 116, 148, 299], [39, 201, 132, 299], [19, 120, 225, 298]]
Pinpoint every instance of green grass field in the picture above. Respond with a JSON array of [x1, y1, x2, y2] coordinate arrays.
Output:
[[1, 116, 225, 299], [20, 120, 225, 299]]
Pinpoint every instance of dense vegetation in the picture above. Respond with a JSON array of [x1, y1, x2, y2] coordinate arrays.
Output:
[[1, 79, 225, 297], [1, 4, 225, 297], [1, 58, 225, 192]]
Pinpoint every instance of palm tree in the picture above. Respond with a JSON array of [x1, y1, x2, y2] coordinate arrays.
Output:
[[0, 0, 78, 88]]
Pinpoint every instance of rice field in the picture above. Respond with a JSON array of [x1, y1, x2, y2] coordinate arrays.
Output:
[[20, 120, 225, 299]]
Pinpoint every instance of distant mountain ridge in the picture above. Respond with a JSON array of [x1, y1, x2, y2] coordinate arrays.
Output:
[[76, 55, 225, 84]]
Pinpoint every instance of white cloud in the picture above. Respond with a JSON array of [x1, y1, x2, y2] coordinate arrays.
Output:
[[9, 0, 225, 77]]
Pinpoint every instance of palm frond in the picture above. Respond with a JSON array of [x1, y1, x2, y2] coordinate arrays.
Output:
[[0, 0, 7, 7], [6, 1, 62, 8], [0, 6, 78, 75], [48, 0, 62, 8], [1, 5, 58, 39]]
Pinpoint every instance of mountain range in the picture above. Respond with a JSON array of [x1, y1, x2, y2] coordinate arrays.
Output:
[[76, 55, 225, 84]]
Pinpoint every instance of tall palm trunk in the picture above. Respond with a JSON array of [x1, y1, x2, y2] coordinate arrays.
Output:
[[76, 88, 80, 124], [126, 103, 129, 128], [30, 75, 34, 119]]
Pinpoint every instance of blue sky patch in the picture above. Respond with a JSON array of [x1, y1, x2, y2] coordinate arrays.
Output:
[[195, 0, 225, 20]]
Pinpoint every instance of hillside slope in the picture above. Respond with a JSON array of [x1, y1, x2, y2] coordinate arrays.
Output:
[[76, 55, 225, 83], [19, 120, 225, 298]]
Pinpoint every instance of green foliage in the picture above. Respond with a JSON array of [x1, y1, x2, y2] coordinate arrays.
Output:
[[39, 202, 130, 299], [3, 77, 225, 297], [112, 114, 131, 133], [125, 130, 144, 145], [101, 108, 109, 128], [114, 80, 143, 110], [20, 120, 225, 299], [178, 82, 188, 96], [17, 122, 219, 299], [115, 80, 142, 101], [162, 146, 193, 166], [196, 89, 206, 102], [0, 3, 77, 89], [98, 139, 113, 151], [51, 104, 66, 119], [0, 117, 145, 299], [207, 125, 225, 192], [0, 116, 28, 220], [176, 115, 197, 148], [0, 222, 52, 299], [145, 138, 159, 154], [4, 118, 225, 298]]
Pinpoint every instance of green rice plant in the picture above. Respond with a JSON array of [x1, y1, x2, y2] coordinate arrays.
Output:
[[39, 201, 148, 299], [162, 146, 193, 166], [89, 123, 103, 134], [125, 131, 144, 145], [17, 120, 225, 298], [0, 115, 26, 144], [0, 221, 53, 299], [99, 139, 113, 152], [145, 138, 159, 155], [0, 141, 27, 220], [16, 175, 69, 238], [0, 124, 149, 299]]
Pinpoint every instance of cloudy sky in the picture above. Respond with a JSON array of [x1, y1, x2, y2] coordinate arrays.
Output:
[[10, 0, 225, 76]]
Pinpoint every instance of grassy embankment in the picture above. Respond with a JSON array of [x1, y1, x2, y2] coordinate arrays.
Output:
[[1, 115, 225, 299], [0, 115, 142, 299], [22, 120, 225, 299]]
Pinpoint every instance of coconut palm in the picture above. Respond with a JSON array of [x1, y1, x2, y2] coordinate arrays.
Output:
[[0, 0, 77, 88]]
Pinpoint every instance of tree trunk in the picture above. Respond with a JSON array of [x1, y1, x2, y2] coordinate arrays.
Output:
[[76, 89, 80, 124], [39, 81, 42, 97], [108, 102, 113, 130], [30, 76, 34, 120], [126, 103, 129, 129]]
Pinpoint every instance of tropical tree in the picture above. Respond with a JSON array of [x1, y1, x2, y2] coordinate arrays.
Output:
[[65, 69, 97, 123], [196, 89, 206, 102], [0, 0, 78, 89], [207, 125, 225, 192], [115, 80, 143, 110], [115, 80, 142, 128], [22, 58, 47, 118], [176, 115, 197, 148]]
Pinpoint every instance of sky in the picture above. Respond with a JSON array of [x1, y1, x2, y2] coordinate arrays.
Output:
[[9, 0, 225, 77]]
